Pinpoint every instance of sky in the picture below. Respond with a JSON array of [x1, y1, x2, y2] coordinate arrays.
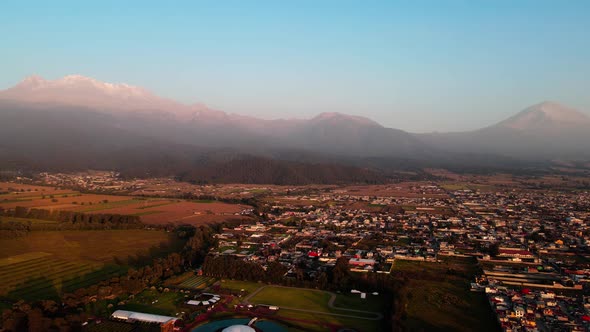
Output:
[[1, 0, 590, 132]]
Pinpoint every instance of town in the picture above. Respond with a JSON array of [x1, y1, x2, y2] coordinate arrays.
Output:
[[1, 170, 589, 331]]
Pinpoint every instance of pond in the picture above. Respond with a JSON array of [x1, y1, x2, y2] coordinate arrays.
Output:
[[191, 318, 288, 332]]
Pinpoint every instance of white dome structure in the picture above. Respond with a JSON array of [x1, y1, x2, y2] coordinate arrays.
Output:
[[222, 325, 256, 332]]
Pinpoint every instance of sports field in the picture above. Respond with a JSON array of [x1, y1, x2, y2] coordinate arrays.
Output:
[[236, 283, 386, 332], [117, 289, 186, 316]]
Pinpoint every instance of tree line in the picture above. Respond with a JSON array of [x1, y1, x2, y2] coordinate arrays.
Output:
[[0, 207, 144, 238]]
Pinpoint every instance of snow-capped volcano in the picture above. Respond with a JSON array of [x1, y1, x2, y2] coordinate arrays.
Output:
[[494, 101, 590, 131], [0, 74, 204, 118]]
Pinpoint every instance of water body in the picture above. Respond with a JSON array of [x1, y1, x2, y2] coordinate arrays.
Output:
[[191, 318, 288, 332]]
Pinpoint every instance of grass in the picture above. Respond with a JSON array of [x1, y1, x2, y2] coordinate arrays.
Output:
[[0, 230, 177, 301], [332, 292, 387, 313], [440, 183, 470, 191], [0, 230, 172, 262], [117, 289, 186, 316], [248, 286, 381, 318], [0, 253, 106, 300], [74, 199, 144, 212], [249, 189, 270, 194], [0, 252, 52, 267], [136, 201, 176, 209], [250, 287, 333, 312], [0, 192, 79, 200], [273, 309, 383, 332], [440, 182, 497, 192], [211, 282, 388, 332], [392, 258, 498, 332], [177, 275, 215, 289], [131, 210, 163, 216], [0, 216, 58, 224], [220, 279, 262, 294]]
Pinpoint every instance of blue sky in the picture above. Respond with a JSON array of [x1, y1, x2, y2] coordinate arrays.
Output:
[[1, 0, 589, 132]]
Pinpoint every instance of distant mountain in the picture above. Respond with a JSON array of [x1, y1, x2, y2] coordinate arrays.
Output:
[[284, 112, 431, 157], [1, 74, 589, 182], [0, 74, 429, 159], [494, 101, 590, 131], [418, 101, 590, 160]]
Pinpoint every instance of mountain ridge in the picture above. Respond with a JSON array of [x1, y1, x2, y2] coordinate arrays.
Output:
[[1, 74, 589, 171]]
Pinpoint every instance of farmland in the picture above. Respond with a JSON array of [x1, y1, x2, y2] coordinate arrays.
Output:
[[0, 252, 126, 301], [0, 230, 174, 262], [0, 181, 253, 226], [333, 183, 449, 198], [0, 230, 180, 300]]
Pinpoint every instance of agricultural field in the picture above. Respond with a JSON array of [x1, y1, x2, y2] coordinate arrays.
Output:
[[0, 190, 130, 210], [0, 252, 126, 300], [0, 182, 72, 196], [333, 182, 449, 198], [439, 182, 498, 192], [0, 230, 179, 300], [136, 201, 251, 225], [0, 230, 175, 262], [0, 215, 57, 226], [0, 181, 253, 226], [392, 257, 498, 332], [264, 196, 324, 207]]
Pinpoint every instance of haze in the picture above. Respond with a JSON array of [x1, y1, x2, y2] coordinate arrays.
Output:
[[2, 0, 590, 132]]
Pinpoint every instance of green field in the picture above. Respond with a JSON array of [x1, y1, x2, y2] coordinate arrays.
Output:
[[0, 192, 79, 200], [117, 289, 186, 316], [177, 275, 215, 290], [220, 279, 262, 294], [273, 309, 381, 332], [0, 230, 179, 300], [136, 201, 176, 209], [0, 215, 58, 225], [131, 210, 164, 216], [392, 258, 498, 332], [250, 286, 333, 312], [247, 285, 385, 332], [0, 252, 126, 300], [74, 199, 144, 212], [440, 182, 497, 192]]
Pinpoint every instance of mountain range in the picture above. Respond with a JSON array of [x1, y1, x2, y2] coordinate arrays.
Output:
[[1, 75, 589, 184]]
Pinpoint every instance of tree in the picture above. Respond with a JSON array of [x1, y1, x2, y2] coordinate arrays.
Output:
[[332, 257, 351, 290]]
